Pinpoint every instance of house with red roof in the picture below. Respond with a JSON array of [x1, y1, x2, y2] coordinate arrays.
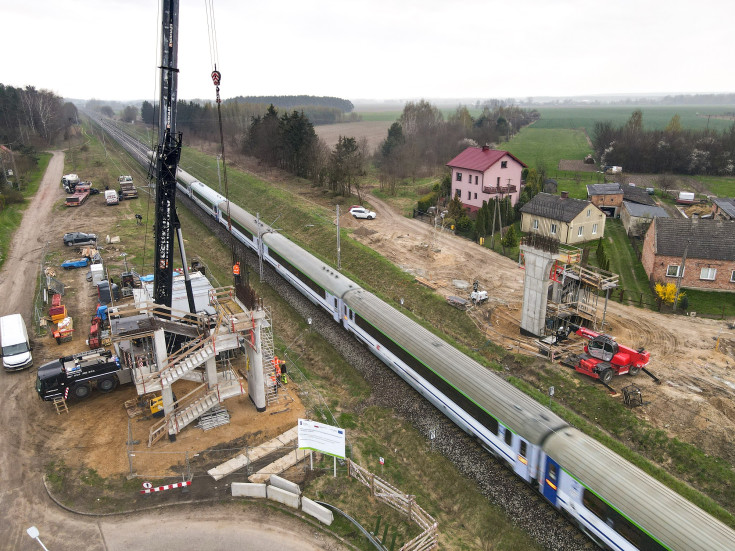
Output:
[[446, 146, 527, 212]]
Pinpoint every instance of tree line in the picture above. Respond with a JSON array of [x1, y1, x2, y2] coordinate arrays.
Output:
[[592, 109, 735, 175], [226, 95, 354, 112], [377, 100, 539, 194], [242, 104, 367, 199], [0, 83, 77, 145]]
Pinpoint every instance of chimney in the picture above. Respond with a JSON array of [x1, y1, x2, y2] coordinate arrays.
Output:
[[561, 191, 569, 199], [482, 145, 490, 151]]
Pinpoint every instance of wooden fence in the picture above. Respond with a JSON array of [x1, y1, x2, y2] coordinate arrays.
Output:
[[347, 459, 438, 551]]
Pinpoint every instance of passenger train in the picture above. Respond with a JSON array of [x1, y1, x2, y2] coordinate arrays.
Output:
[[98, 116, 735, 551]]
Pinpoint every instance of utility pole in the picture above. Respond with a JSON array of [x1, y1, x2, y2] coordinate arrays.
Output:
[[336, 205, 341, 270], [673, 224, 692, 310]]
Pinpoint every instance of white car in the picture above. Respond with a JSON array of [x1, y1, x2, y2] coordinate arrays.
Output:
[[350, 207, 376, 220]]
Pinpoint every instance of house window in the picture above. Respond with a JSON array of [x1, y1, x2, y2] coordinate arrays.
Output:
[[455, 189, 461, 198], [456, 172, 462, 182], [587, 209, 591, 217], [474, 193, 477, 199], [533, 219, 539, 230], [497, 177, 501, 186], [501, 161, 508, 168], [577, 226, 584, 237], [731, 270, 735, 282], [700, 267, 717, 281], [550, 223, 557, 235], [592, 223, 598, 235], [467, 191, 471, 200], [666, 265, 682, 277], [475, 175, 478, 184]]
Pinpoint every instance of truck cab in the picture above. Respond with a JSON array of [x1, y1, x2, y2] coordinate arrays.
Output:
[[36, 348, 127, 400]]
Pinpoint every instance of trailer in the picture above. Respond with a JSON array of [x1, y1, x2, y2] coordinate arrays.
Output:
[[118, 175, 138, 200], [35, 348, 132, 401], [676, 191, 696, 204], [65, 189, 90, 207]]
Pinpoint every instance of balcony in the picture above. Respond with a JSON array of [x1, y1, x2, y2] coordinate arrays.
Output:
[[482, 185, 517, 195]]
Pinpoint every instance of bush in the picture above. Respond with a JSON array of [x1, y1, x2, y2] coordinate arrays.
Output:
[[0, 188, 24, 205], [417, 190, 439, 213]]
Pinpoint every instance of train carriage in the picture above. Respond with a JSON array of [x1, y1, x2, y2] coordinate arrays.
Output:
[[543, 427, 735, 551], [342, 288, 568, 483]]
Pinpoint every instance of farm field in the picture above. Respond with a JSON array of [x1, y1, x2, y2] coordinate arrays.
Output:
[[504, 128, 592, 170], [314, 119, 393, 152], [533, 105, 735, 132]]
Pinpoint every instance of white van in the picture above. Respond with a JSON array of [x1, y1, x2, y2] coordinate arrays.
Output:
[[104, 189, 119, 205], [0, 314, 33, 370]]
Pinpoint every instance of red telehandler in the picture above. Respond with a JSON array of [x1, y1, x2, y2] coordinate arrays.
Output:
[[563, 326, 658, 387]]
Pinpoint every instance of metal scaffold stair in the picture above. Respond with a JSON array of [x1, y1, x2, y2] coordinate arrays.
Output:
[[259, 309, 281, 405], [134, 336, 216, 394], [148, 388, 221, 447]]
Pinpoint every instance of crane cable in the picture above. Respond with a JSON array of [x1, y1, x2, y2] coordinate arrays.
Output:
[[204, 0, 235, 262]]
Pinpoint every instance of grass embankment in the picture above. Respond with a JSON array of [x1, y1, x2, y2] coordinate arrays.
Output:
[[0, 153, 50, 271]]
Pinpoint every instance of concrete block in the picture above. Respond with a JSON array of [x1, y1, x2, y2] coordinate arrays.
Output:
[[269, 474, 300, 495], [231, 482, 266, 498], [301, 497, 333, 525], [267, 485, 300, 509]]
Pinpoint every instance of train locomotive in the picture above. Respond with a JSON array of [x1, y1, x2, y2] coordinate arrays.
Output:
[[95, 115, 735, 551]]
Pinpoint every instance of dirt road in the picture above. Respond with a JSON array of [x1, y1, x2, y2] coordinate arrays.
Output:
[[0, 153, 341, 551], [347, 193, 735, 462]]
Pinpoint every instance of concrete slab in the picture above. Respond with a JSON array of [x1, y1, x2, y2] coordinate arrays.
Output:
[[301, 497, 333, 525], [208, 426, 299, 480], [267, 485, 300, 509], [269, 474, 300, 495], [231, 482, 267, 498], [248, 449, 307, 484]]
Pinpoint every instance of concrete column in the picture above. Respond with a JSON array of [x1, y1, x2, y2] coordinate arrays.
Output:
[[205, 357, 217, 389], [248, 313, 266, 412], [520, 245, 559, 338]]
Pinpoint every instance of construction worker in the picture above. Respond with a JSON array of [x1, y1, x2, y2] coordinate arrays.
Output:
[[280, 362, 288, 384]]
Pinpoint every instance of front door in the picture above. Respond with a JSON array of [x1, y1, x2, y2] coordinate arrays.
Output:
[[542, 457, 560, 505]]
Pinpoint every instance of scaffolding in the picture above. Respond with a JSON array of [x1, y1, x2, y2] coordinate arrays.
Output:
[[545, 258, 619, 336]]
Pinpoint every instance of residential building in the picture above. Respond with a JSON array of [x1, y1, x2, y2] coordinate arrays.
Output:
[[622, 184, 657, 206], [712, 198, 735, 221], [587, 183, 624, 217], [641, 218, 735, 291], [446, 146, 526, 212], [620, 201, 669, 237], [520, 192, 606, 244]]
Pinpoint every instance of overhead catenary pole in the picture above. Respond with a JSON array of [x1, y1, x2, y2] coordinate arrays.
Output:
[[336, 205, 341, 270]]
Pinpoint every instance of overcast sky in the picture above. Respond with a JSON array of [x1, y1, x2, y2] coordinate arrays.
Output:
[[4, 0, 734, 105]]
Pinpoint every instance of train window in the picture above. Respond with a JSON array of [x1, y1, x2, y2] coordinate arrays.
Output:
[[268, 249, 326, 300], [334, 298, 338, 309], [519, 441, 527, 458], [547, 462, 557, 483], [582, 489, 665, 551], [192, 188, 212, 209], [353, 313, 501, 437], [231, 218, 254, 241], [504, 428, 513, 446]]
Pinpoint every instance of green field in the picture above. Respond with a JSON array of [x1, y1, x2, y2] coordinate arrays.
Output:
[[533, 105, 735, 132], [504, 127, 592, 170]]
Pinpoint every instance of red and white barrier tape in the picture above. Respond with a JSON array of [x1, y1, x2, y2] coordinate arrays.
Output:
[[140, 480, 191, 494]]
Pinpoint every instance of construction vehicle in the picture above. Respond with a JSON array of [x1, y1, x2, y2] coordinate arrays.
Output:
[[470, 280, 488, 304], [118, 175, 138, 200], [564, 326, 654, 385], [35, 348, 132, 401], [62, 174, 80, 193]]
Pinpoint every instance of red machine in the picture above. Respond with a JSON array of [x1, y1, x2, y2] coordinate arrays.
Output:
[[88, 316, 102, 349], [569, 326, 651, 385]]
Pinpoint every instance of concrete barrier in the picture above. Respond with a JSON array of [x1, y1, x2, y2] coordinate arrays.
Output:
[[301, 497, 334, 526], [231, 482, 267, 498], [269, 474, 300, 496], [267, 485, 300, 509]]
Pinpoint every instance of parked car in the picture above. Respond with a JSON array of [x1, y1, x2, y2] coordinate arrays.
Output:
[[63, 232, 97, 247], [350, 207, 376, 220]]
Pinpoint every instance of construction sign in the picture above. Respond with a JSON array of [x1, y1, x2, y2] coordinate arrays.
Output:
[[297, 419, 345, 459]]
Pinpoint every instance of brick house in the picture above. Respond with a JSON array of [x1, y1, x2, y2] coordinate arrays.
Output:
[[712, 198, 735, 221], [587, 183, 624, 217], [446, 146, 526, 212], [641, 218, 735, 291], [520, 192, 606, 244]]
